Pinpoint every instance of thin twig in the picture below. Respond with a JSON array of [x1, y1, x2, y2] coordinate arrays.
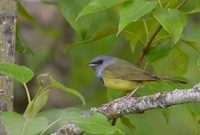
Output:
[[136, 25, 162, 66]]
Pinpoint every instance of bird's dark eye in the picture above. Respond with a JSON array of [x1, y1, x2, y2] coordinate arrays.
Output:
[[96, 59, 103, 64], [90, 59, 103, 66]]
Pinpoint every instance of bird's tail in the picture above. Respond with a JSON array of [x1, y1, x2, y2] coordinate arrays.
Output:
[[160, 77, 187, 84]]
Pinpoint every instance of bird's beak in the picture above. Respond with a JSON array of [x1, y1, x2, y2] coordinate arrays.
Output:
[[87, 63, 97, 67]]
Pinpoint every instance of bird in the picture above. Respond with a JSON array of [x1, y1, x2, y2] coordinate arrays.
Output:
[[88, 55, 186, 95]]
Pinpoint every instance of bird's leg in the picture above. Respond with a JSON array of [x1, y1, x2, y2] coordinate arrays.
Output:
[[127, 86, 140, 97]]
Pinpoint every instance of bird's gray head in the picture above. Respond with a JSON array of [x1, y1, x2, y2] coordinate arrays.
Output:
[[88, 55, 117, 77]]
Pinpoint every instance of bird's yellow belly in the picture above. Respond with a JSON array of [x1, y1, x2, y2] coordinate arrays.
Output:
[[103, 77, 138, 91]]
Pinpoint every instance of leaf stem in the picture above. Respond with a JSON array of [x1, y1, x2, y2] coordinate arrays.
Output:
[[23, 83, 31, 103], [157, 0, 162, 8], [154, 35, 171, 42], [40, 118, 62, 135], [123, 29, 145, 45], [176, 0, 188, 9], [143, 20, 149, 42], [22, 118, 29, 135], [165, 0, 173, 8]]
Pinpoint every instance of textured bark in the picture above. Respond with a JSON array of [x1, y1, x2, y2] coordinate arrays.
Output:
[[0, 0, 17, 134]]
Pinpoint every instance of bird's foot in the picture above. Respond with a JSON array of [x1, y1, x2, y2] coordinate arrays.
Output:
[[126, 86, 140, 98]]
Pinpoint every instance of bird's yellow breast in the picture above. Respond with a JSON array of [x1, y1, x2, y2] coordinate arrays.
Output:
[[103, 77, 138, 91]]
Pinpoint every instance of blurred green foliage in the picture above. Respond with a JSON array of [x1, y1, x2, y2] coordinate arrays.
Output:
[[2, 0, 200, 134]]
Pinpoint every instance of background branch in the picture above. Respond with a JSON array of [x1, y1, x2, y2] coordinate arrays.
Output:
[[52, 83, 200, 135]]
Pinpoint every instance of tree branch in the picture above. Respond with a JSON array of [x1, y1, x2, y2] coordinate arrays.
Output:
[[92, 83, 200, 119], [52, 83, 200, 135]]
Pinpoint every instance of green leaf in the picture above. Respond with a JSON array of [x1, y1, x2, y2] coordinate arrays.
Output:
[[197, 57, 200, 69], [181, 38, 200, 53], [118, 0, 157, 35], [122, 19, 158, 56], [50, 76, 86, 105], [144, 40, 173, 65], [153, 46, 188, 76], [77, 0, 129, 20], [153, 8, 187, 43], [41, 0, 58, 5], [120, 116, 135, 130], [107, 88, 125, 101], [57, 0, 91, 38], [16, 27, 35, 55], [40, 108, 122, 134], [1, 112, 48, 135], [187, 103, 200, 120], [0, 63, 34, 84], [38, 109, 62, 134], [170, 47, 188, 74], [59, 109, 121, 134], [24, 90, 49, 118], [188, 6, 200, 14], [16, 41, 34, 55], [181, 0, 200, 14], [161, 109, 171, 124], [17, 0, 36, 25], [77, 113, 121, 134], [65, 27, 117, 51]]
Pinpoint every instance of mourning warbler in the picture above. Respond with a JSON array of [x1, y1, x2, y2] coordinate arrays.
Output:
[[88, 55, 186, 91]]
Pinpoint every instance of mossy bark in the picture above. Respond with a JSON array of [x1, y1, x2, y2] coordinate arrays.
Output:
[[0, 0, 16, 134]]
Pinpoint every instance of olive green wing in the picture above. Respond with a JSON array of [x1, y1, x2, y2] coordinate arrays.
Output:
[[103, 60, 159, 81]]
